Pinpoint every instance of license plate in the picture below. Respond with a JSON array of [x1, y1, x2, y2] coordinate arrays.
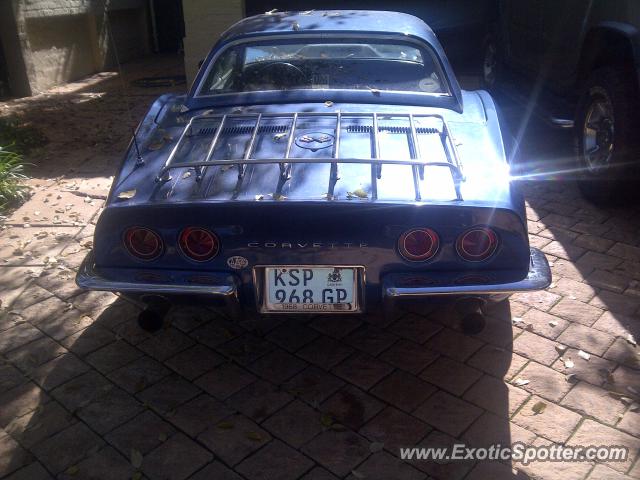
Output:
[[263, 266, 359, 313]]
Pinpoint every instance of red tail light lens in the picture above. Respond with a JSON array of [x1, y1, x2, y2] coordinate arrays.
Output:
[[124, 227, 163, 260], [179, 227, 219, 261], [398, 228, 439, 261], [457, 227, 498, 261]]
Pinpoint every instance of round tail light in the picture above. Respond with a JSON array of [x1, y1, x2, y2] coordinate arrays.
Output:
[[457, 227, 498, 261], [398, 228, 439, 262], [179, 227, 219, 261], [124, 227, 163, 260]]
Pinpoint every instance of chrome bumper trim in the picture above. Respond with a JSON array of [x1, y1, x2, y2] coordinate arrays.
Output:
[[383, 248, 551, 298], [76, 251, 238, 298]]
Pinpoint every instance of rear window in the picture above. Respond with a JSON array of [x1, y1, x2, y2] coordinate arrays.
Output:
[[197, 38, 448, 96]]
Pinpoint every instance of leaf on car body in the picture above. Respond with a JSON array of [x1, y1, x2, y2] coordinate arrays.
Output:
[[117, 189, 136, 200]]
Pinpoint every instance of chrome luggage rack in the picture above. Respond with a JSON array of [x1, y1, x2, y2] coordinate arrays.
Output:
[[155, 111, 465, 201]]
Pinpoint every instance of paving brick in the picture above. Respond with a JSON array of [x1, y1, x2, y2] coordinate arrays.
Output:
[[617, 409, 640, 439], [76, 386, 144, 434], [190, 461, 244, 480], [552, 258, 592, 282], [8, 284, 54, 312], [50, 370, 111, 411], [332, 352, 394, 391], [266, 320, 319, 352], [5, 400, 74, 449], [576, 251, 623, 271], [5, 336, 67, 373], [0, 323, 43, 354], [105, 410, 176, 456], [248, 348, 307, 385], [573, 233, 615, 253], [568, 419, 640, 472], [604, 338, 640, 369], [137, 374, 201, 414], [226, 379, 292, 423], [142, 432, 213, 480], [195, 363, 256, 400], [167, 393, 234, 437], [514, 362, 573, 402], [542, 240, 585, 261], [236, 439, 314, 480], [107, 355, 171, 394], [309, 315, 362, 339], [513, 395, 582, 443], [137, 327, 195, 361], [0, 364, 28, 393], [419, 356, 482, 395], [389, 314, 443, 343], [466, 462, 528, 480], [349, 451, 426, 480], [189, 319, 244, 349], [413, 390, 482, 437], [31, 310, 95, 342], [0, 382, 49, 428], [587, 464, 630, 480], [31, 422, 104, 474], [609, 242, 640, 262], [378, 339, 439, 374], [321, 385, 384, 430], [371, 370, 436, 412], [407, 430, 474, 480], [464, 411, 536, 447], [165, 305, 216, 333], [216, 333, 275, 366], [302, 430, 370, 477], [474, 311, 523, 348], [521, 308, 569, 339], [553, 277, 598, 302], [359, 406, 431, 454], [296, 336, 354, 370], [262, 399, 324, 448], [529, 234, 551, 249], [0, 434, 31, 478], [282, 366, 345, 405], [463, 374, 529, 417], [513, 331, 562, 366], [561, 381, 626, 425], [541, 213, 577, 229], [592, 310, 637, 338], [29, 353, 91, 391], [550, 297, 603, 326], [609, 366, 640, 397], [59, 325, 114, 357], [510, 290, 561, 311], [551, 348, 617, 387], [557, 323, 615, 356], [198, 414, 271, 466], [590, 289, 640, 316], [424, 328, 483, 362], [85, 340, 143, 374], [588, 270, 631, 293], [3, 462, 52, 480], [344, 324, 399, 356], [300, 467, 338, 480], [57, 446, 133, 480], [467, 344, 528, 381], [517, 441, 593, 480]]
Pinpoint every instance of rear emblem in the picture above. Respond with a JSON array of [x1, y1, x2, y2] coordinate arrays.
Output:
[[327, 268, 342, 283], [295, 132, 334, 151], [227, 256, 248, 269]]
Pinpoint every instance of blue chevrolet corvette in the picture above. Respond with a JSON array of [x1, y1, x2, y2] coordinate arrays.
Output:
[[76, 10, 551, 322]]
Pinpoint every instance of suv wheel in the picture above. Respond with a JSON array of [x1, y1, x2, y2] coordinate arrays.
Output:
[[575, 67, 640, 204]]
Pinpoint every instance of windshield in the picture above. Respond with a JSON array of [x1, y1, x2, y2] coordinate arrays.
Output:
[[197, 38, 448, 96]]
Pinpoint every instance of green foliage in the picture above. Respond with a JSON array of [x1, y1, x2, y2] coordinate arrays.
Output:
[[0, 146, 30, 213], [0, 117, 47, 154]]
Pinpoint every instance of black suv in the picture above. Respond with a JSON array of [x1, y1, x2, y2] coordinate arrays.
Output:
[[486, 0, 640, 204]]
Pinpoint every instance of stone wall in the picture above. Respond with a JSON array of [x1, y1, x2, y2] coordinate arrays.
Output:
[[182, 0, 244, 87]]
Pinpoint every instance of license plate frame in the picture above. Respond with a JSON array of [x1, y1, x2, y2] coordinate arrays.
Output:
[[258, 265, 363, 314]]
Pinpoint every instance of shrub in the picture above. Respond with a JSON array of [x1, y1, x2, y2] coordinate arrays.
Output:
[[0, 146, 30, 213]]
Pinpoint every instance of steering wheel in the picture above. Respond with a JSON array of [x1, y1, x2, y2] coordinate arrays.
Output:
[[245, 62, 307, 89]]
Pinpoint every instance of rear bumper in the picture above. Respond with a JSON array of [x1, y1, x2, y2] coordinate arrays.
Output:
[[383, 247, 551, 299], [76, 247, 551, 312]]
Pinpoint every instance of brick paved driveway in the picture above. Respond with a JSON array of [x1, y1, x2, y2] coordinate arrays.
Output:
[[0, 57, 639, 480]]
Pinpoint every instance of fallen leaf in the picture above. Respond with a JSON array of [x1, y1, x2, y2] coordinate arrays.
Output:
[[514, 378, 530, 386], [158, 433, 168, 442], [132, 472, 143, 480], [217, 421, 234, 430], [548, 320, 558, 327], [578, 350, 591, 361], [130, 449, 143, 469], [512, 317, 523, 324], [626, 334, 637, 347], [531, 401, 547, 414], [620, 397, 634, 406], [563, 358, 574, 369], [320, 412, 334, 427], [117, 189, 136, 200], [566, 373, 578, 383], [245, 431, 262, 442], [66, 465, 79, 476], [182, 171, 192, 179], [351, 470, 366, 479], [324, 100, 334, 107], [555, 345, 567, 355], [330, 423, 347, 431]]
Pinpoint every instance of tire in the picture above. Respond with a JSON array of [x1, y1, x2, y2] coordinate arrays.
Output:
[[574, 67, 640, 205]]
